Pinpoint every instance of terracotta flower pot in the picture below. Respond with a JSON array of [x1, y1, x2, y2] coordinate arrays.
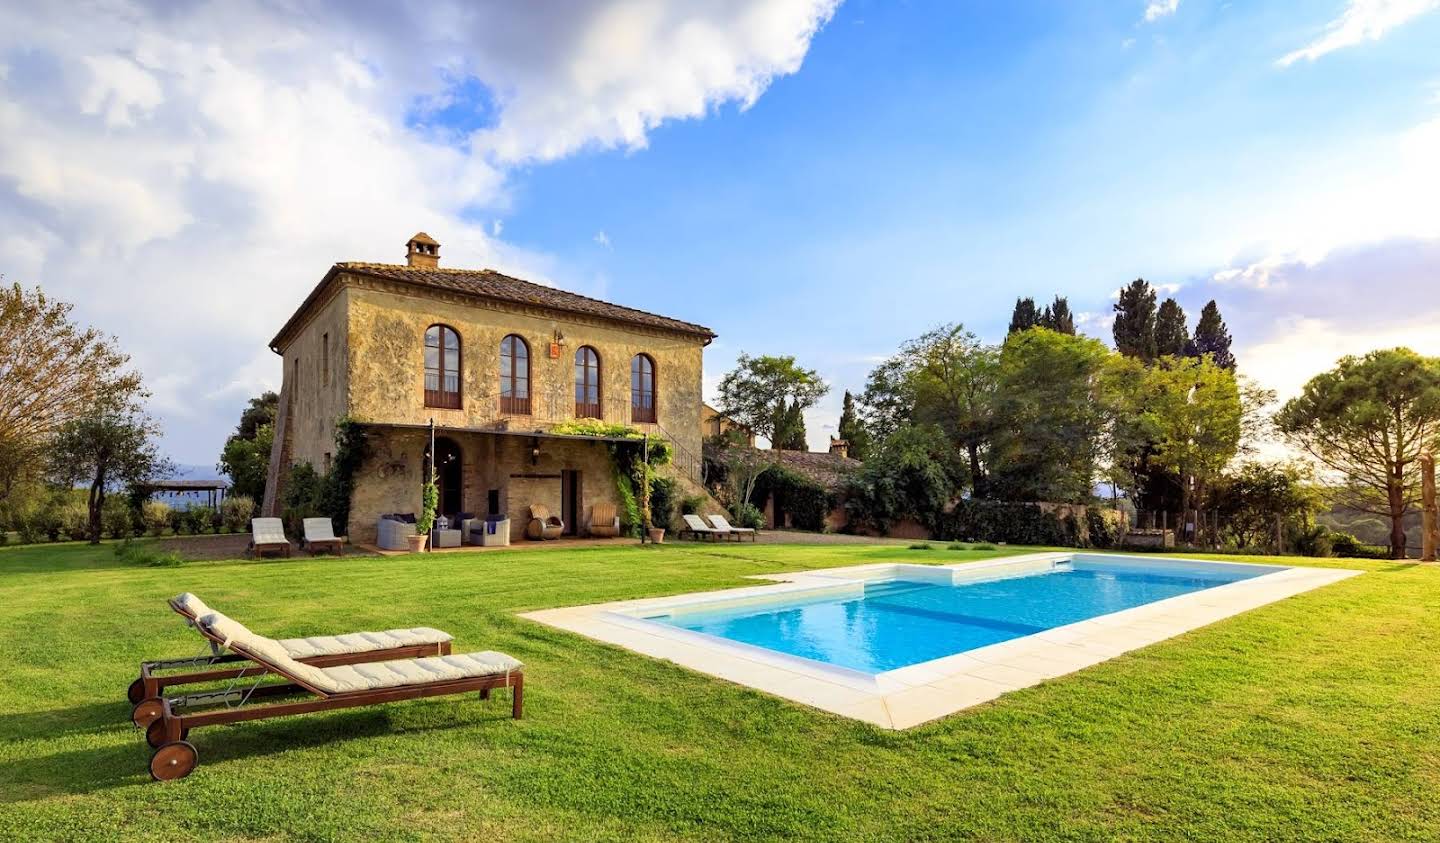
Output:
[[405, 533, 428, 553], [647, 528, 666, 544]]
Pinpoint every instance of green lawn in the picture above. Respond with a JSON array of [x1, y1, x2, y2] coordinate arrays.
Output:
[[1, 540, 1437, 841]]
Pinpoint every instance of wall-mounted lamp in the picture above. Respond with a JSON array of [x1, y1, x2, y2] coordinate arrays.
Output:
[[530, 437, 541, 466]]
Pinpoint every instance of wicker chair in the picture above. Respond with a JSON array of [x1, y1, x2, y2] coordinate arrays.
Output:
[[588, 502, 621, 538], [526, 504, 564, 540]]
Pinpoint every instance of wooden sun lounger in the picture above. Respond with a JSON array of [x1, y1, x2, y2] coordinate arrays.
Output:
[[129, 594, 453, 721], [141, 611, 523, 782], [679, 513, 723, 541], [707, 514, 757, 542], [301, 517, 345, 555]]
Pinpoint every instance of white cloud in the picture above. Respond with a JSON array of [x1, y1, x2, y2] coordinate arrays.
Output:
[[0, 0, 834, 462], [594, 230, 612, 249], [1278, 0, 1440, 66], [1144, 0, 1180, 23]]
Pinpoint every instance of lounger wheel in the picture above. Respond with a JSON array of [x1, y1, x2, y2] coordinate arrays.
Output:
[[149, 740, 198, 782], [127, 677, 145, 704], [131, 698, 164, 728], [145, 717, 189, 748]]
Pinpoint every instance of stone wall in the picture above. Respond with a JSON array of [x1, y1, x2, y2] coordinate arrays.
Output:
[[348, 426, 621, 545], [263, 288, 351, 514], [345, 280, 706, 463]]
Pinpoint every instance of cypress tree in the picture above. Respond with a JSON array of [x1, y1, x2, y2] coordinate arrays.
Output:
[[1113, 279, 1158, 361], [836, 390, 870, 461], [1046, 296, 1076, 335], [1154, 298, 1189, 357], [1008, 297, 1039, 335], [1190, 300, 1235, 369]]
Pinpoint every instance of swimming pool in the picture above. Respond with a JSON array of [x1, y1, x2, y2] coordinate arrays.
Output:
[[524, 553, 1359, 729], [641, 555, 1280, 674]]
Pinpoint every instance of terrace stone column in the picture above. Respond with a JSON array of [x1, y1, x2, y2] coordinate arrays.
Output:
[[1423, 451, 1437, 563]]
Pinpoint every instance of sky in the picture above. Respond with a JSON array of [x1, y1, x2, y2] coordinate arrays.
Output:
[[2, 0, 1438, 467]]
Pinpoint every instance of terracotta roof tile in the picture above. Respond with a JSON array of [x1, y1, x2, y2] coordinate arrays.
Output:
[[336, 262, 715, 339]]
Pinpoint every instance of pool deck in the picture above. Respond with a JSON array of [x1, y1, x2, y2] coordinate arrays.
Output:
[[521, 553, 1362, 730]]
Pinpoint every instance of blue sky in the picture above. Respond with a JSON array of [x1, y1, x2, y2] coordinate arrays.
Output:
[[2, 0, 1438, 464]]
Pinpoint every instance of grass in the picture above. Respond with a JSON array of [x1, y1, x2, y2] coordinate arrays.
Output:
[[2, 540, 1438, 841]]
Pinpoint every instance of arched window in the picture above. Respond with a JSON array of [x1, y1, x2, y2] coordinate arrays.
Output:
[[631, 353, 656, 423], [424, 325, 461, 409], [575, 346, 602, 419], [499, 334, 530, 414]]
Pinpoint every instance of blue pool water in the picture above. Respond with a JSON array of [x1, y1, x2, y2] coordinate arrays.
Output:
[[648, 556, 1279, 673]]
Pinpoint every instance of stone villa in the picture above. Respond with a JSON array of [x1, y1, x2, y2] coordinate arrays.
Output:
[[260, 233, 715, 545]]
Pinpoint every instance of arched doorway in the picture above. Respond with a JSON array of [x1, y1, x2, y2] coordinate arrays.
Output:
[[425, 436, 463, 520]]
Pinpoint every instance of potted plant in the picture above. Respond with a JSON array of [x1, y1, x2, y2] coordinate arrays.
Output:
[[410, 470, 438, 553]]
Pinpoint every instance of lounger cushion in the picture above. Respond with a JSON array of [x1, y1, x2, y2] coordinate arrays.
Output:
[[199, 612, 518, 695], [318, 651, 523, 692], [173, 592, 214, 619], [277, 627, 453, 659], [199, 612, 336, 691]]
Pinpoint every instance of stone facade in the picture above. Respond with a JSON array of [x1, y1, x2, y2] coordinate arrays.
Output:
[[262, 235, 711, 544], [348, 427, 620, 545]]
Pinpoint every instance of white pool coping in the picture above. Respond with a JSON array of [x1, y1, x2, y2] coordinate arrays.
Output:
[[520, 553, 1362, 730]]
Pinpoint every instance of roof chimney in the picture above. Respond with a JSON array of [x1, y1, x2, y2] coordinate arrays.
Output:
[[829, 437, 849, 460], [405, 232, 440, 269]]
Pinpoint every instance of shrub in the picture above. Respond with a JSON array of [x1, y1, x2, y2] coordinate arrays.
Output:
[[680, 495, 706, 516], [842, 425, 964, 534], [114, 539, 184, 567], [1086, 508, 1117, 549], [37, 507, 64, 542], [61, 502, 90, 541], [614, 466, 641, 537], [1329, 530, 1389, 559], [908, 543, 934, 550], [932, 499, 1077, 546], [729, 501, 764, 530], [102, 496, 133, 540], [221, 495, 256, 533], [142, 500, 172, 536], [649, 477, 678, 531], [752, 467, 834, 532], [15, 513, 42, 545], [1290, 524, 1334, 558]]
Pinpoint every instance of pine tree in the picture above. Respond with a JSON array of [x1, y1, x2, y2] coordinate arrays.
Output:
[[1112, 279, 1158, 361], [1008, 297, 1039, 335], [836, 390, 871, 461], [1154, 298, 1189, 357], [1190, 300, 1235, 369], [1046, 296, 1076, 335]]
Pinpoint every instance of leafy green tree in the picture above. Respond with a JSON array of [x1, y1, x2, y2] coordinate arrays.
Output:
[[48, 396, 172, 544], [1212, 461, 1326, 550], [1040, 296, 1076, 335], [988, 328, 1113, 502], [1189, 300, 1235, 369], [836, 390, 871, 461], [1276, 348, 1440, 558], [842, 424, 965, 534], [218, 391, 279, 501], [1113, 278, 1158, 361], [0, 282, 143, 499], [860, 324, 999, 495], [236, 391, 279, 439], [1008, 297, 1039, 335], [717, 354, 829, 450], [1139, 355, 1243, 539], [1154, 298, 1189, 357], [219, 423, 274, 502]]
